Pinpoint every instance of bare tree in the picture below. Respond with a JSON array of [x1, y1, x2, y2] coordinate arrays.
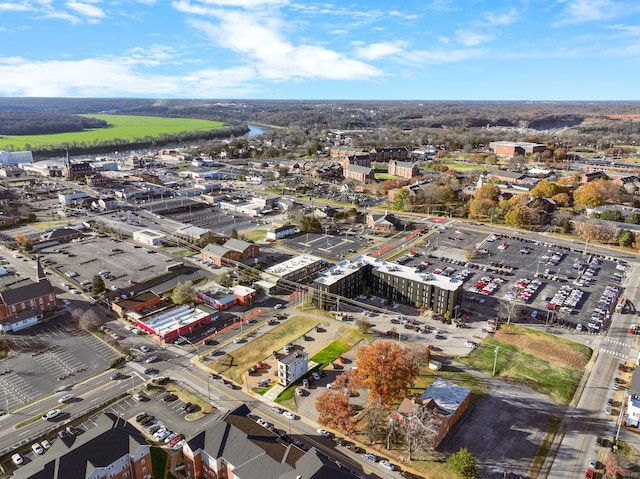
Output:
[[496, 298, 522, 325], [362, 401, 388, 445], [395, 400, 441, 461], [72, 309, 101, 331]]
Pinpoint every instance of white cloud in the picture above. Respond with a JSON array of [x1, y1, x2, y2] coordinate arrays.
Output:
[[554, 0, 640, 25], [483, 8, 518, 26], [65, 1, 105, 20], [0, 55, 260, 97], [0, 2, 33, 12], [455, 29, 493, 46], [353, 41, 407, 61], [183, 6, 381, 81]]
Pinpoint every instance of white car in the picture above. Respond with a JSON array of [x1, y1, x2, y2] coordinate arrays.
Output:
[[42, 409, 62, 420], [379, 460, 394, 471], [274, 303, 284, 309], [31, 442, 45, 455], [317, 428, 330, 437], [312, 372, 321, 381], [58, 394, 74, 403], [11, 453, 24, 466], [41, 439, 52, 450], [465, 340, 478, 348], [233, 337, 243, 344], [282, 411, 296, 420]]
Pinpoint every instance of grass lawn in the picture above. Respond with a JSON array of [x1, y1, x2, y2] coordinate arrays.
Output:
[[207, 316, 323, 383], [150, 446, 168, 479], [241, 229, 268, 242], [441, 162, 487, 170], [375, 173, 402, 181], [0, 114, 227, 150], [30, 219, 77, 230], [459, 324, 592, 404]]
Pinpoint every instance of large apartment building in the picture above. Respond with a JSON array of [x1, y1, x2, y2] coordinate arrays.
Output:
[[313, 256, 462, 315]]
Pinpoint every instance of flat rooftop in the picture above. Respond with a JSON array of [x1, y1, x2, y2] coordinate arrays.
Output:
[[314, 258, 367, 286], [264, 254, 324, 277], [142, 305, 209, 335], [363, 255, 462, 292]]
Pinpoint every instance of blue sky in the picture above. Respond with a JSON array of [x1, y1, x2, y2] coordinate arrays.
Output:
[[1, 0, 640, 100]]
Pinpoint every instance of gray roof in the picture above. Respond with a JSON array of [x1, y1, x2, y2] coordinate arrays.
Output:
[[186, 405, 360, 479], [0, 279, 55, 306], [202, 243, 231, 257], [345, 164, 373, 174], [224, 238, 253, 253], [419, 378, 470, 415], [11, 413, 148, 479]]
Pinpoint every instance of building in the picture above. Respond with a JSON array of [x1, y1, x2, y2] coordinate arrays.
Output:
[[224, 238, 260, 260], [330, 146, 367, 162], [0, 257, 57, 333], [136, 305, 216, 343], [63, 160, 93, 179], [487, 170, 527, 184], [263, 255, 328, 289], [388, 160, 419, 179], [201, 239, 258, 267], [58, 191, 89, 206], [313, 255, 462, 315], [370, 146, 409, 162], [489, 141, 546, 157], [175, 224, 215, 243], [39, 227, 85, 244], [11, 413, 152, 479], [230, 285, 257, 306], [182, 404, 359, 479], [581, 171, 608, 183], [201, 243, 234, 267], [389, 378, 471, 449], [0, 150, 33, 166], [265, 224, 296, 241], [341, 154, 372, 170], [313, 259, 369, 310], [343, 164, 375, 183], [366, 211, 399, 231], [111, 291, 163, 318], [278, 350, 309, 386], [133, 229, 167, 246]]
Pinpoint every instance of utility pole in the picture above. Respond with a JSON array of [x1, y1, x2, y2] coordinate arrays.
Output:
[[492, 347, 499, 376]]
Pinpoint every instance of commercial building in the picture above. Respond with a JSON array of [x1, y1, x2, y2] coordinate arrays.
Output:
[[195, 285, 256, 311], [0, 150, 33, 166], [11, 413, 152, 479], [133, 229, 167, 246], [111, 291, 164, 318], [313, 256, 462, 315], [201, 239, 260, 267], [265, 224, 296, 241], [278, 350, 309, 386], [366, 211, 399, 231], [182, 404, 358, 479], [136, 305, 216, 343]]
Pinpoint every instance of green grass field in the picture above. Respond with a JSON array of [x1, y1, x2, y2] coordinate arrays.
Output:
[[0, 114, 227, 150]]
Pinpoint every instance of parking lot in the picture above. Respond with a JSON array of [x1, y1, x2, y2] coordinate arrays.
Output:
[[1, 316, 121, 410], [392, 225, 628, 337], [39, 235, 179, 292], [170, 207, 263, 235], [282, 232, 370, 260]]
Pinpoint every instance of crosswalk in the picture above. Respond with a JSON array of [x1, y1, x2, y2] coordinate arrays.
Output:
[[599, 336, 632, 360]]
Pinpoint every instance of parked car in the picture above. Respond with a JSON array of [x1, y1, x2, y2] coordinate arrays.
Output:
[[364, 452, 377, 462], [31, 442, 45, 455], [317, 428, 330, 437], [379, 460, 394, 471], [11, 453, 24, 466]]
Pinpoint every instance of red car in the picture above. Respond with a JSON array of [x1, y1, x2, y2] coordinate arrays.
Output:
[[585, 469, 595, 479]]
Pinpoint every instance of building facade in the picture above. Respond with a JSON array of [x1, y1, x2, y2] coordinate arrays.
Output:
[[278, 350, 309, 386], [388, 160, 419, 179], [343, 164, 375, 183], [265, 224, 296, 241]]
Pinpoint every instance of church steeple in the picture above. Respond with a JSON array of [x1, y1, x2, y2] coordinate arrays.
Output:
[[36, 255, 46, 282]]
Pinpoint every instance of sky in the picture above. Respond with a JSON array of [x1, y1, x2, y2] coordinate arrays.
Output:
[[1, 0, 640, 100]]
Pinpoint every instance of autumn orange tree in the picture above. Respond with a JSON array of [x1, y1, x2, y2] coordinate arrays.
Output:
[[353, 341, 419, 407], [315, 373, 358, 436]]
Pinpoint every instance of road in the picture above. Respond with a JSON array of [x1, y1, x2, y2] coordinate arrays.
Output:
[[547, 254, 640, 478]]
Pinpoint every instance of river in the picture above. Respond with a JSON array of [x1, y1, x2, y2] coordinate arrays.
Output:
[[247, 123, 264, 137]]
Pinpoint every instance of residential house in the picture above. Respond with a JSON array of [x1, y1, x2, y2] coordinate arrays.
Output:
[[581, 171, 608, 183], [278, 350, 309, 386], [389, 378, 471, 449]]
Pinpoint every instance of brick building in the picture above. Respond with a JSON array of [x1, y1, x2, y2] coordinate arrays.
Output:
[[343, 164, 375, 183], [388, 160, 419, 179]]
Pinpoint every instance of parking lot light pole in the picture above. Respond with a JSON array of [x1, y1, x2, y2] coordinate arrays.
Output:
[[492, 347, 499, 376]]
